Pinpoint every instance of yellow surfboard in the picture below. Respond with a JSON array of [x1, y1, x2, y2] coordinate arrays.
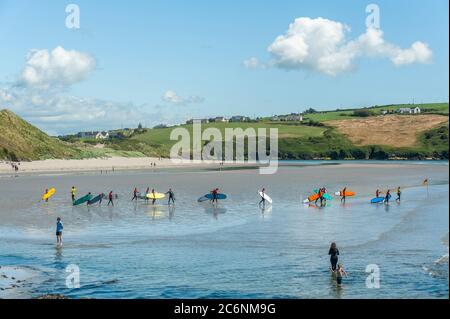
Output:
[[146, 192, 166, 200], [42, 188, 56, 200]]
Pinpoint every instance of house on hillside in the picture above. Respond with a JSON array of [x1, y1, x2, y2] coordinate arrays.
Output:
[[76, 131, 98, 138], [398, 108, 413, 114], [214, 117, 229, 123], [398, 107, 421, 114], [186, 118, 209, 124], [229, 115, 249, 122], [108, 130, 125, 139], [95, 131, 109, 140], [279, 113, 303, 121]]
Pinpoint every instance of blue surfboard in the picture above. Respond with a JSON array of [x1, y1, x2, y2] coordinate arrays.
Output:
[[371, 197, 385, 203]]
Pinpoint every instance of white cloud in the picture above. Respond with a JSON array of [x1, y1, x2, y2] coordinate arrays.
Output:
[[19, 46, 96, 89], [250, 17, 432, 76], [162, 90, 205, 105], [243, 57, 262, 69]]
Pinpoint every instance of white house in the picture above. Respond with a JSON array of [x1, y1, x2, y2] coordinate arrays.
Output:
[[95, 131, 109, 140], [398, 108, 413, 114], [214, 116, 229, 123]]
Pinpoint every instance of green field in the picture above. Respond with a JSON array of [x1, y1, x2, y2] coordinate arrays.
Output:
[[300, 103, 449, 122], [1, 103, 449, 161]]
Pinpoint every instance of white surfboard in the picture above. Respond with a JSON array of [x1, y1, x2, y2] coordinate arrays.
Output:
[[258, 191, 273, 204]]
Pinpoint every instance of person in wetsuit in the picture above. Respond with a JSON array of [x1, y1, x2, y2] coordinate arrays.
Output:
[[107, 191, 114, 206], [385, 189, 391, 204], [396, 187, 401, 202], [211, 188, 219, 204], [259, 188, 266, 207], [340, 187, 347, 203], [151, 189, 156, 205], [328, 242, 340, 271], [71, 186, 77, 202], [132, 188, 139, 201], [166, 188, 175, 205]]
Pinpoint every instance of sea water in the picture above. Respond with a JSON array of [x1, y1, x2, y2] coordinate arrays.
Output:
[[0, 163, 448, 298]]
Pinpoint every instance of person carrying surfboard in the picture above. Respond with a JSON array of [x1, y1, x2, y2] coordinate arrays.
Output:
[[44, 189, 49, 202], [56, 217, 63, 246], [165, 188, 175, 205], [340, 187, 347, 203], [396, 187, 401, 202], [107, 191, 114, 206], [71, 186, 77, 202], [211, 188, 219, 204], [259, 188, 266, 207], [376, 189, 381, 198], [151, 189, 157, 205]]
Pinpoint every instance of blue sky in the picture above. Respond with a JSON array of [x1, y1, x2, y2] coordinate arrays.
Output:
[[0, 0, 448, 134]]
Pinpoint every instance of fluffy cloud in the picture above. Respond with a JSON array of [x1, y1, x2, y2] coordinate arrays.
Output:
[[162, 90, 205, 105], [243, 57, 262, 69], [253, 17, 432, 76], [19, 46, 96, 89]]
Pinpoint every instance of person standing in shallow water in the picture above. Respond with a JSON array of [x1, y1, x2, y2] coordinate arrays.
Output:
[[396, 187, 402, 202], [336, 264, 348, 286], [56, 217, 63, 246], [107, 191, 114, 206], [328, 242, 340, 271]]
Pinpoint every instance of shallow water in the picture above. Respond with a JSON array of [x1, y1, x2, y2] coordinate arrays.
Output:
[[0, 163, 448, 298]]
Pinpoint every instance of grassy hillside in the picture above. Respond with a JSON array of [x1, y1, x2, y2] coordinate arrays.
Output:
[[299, 103, 449, 122], [0, 109, 81, 161]]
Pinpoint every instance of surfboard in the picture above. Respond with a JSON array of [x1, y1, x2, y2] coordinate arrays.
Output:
[[311, 190, 333, 200], [335, 190, 356, 197], [370, 197, 385, 203], [88, 194, 104, 205], [258, 192, 273, 204], [146, 192, 166, 200], [73, 194, 93, 206], [42, 188, 56, 201], [205, 193, 227, 200], [197, 196, 209, 202]]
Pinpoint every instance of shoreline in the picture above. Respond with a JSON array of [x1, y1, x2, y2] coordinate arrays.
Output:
[[1, 157, 448, 176]]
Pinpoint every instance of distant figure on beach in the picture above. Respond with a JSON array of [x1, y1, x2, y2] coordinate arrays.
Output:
[[336, 264, 348, 287], [71, 186, 77, 202], [107, 191, 114, 206], [385, 189, 391, 204], [145, 187, 150, 202], [328, 242, 340, 271], [259, 188, 266, 207], [44, 188, 49, 202], [56, 217, 63, 246], [151, 189, 156, 205], [166, 188, 175, 205], [376, 189, 381, 198], [340, 187, 347, 203], [396, 187, 401, 202]]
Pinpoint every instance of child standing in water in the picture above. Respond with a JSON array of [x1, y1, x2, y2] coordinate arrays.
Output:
[[336, 264, 348, 286], [56, 217, 63, 246]]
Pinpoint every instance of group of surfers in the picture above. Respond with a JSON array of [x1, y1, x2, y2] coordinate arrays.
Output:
[[49, 185, 403, 208]]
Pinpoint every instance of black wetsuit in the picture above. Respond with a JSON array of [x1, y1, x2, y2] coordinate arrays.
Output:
[[166, 191, 175, 204], [329, 248, 339, 271]]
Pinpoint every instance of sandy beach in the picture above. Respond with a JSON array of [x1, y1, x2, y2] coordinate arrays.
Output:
[[0, 157, 248, 174]]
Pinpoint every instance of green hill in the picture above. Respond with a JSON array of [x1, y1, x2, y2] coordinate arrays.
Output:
[[0, 109, 80, 161]]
